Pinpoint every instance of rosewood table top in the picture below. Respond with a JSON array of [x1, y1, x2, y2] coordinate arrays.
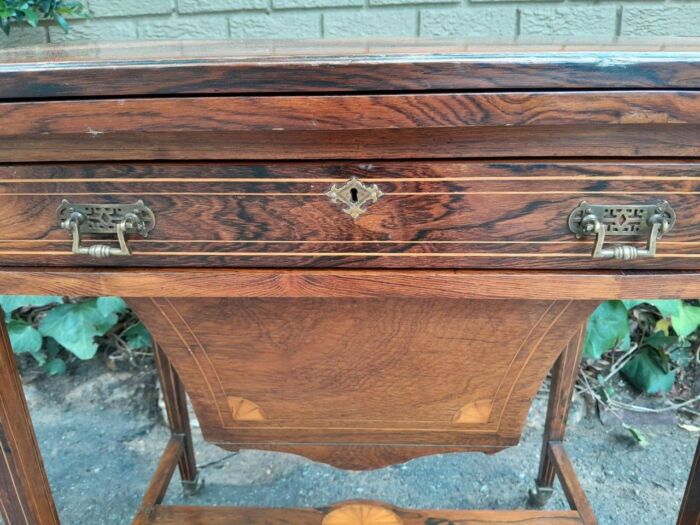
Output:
[[0, 40, 698, 525]]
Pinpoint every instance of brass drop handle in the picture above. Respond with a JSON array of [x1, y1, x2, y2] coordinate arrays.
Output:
[[581, 211, 668, 260], [61, 211, 137, 257], [568, 201, 676, 261], [57, 200, 156, 258]]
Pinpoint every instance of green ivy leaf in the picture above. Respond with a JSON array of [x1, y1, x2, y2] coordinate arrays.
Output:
[[583, 300, 630, 359], [52, 11, 68, 32], [622, 346, 676, 394], [96, 297, 128, 318], [122, 321, 152, 351], [0, 0, 87, 34], [38, 300, 116, 360], [623, 299, 682, 319], [42, 358, 66, 375], [20, 7, 38, 26], [43, 337, 62, 359], [623, 424, 648, 447], [642, 331, 678, 351], [0, 295, 62, 319], [671, 303, 700, 338], [7, 319, 43, 355], [669, 347, 694, 368]]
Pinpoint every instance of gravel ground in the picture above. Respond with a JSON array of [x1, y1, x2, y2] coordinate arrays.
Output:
[[17, 359, 699, 525]]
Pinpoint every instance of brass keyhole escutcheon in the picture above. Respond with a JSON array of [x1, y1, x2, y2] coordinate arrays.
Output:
[[325, 177, 384, 220]]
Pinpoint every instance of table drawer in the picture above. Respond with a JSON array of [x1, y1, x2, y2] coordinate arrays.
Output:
[[1, 161, 699, 269], [3, 91, 700, 161]]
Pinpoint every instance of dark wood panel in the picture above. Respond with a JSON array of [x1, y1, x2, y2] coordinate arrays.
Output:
[[5, 126, 700, 161], [0, 161, 699, 268], [3, 190, 699, 240], [203, 443, 511, 471], [2, 268, 700, 300], [677, 436, 700, 525], [3, 93, 700, 161], [0, 315, 60, 525], [6, 159, 700, 181], [3, 40, 700, 98], [4, 192, 700, 243], [7, 92, 700, 133], [128, 297, 596, 469]]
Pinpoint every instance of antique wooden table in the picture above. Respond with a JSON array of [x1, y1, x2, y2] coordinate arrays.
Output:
[[0, 40, 698, 525]]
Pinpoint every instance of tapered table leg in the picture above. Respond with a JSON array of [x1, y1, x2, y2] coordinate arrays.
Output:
[[678, 435, 700, 525], [529, 324, 586, 507], [0, 313, 60, 524], [154, 344, 201, 494]]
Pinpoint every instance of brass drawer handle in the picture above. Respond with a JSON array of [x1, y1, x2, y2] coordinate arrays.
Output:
[[568, 201, 675, 260], [57, 200, 155, 258]]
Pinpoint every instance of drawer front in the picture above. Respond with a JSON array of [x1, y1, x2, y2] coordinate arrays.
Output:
[[2, 161, 700, 269], [3, 91, 700, 161]]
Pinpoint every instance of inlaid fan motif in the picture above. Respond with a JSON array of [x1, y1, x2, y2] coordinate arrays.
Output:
[[227, 396, 266, 421], [322, 504, 403, 525]]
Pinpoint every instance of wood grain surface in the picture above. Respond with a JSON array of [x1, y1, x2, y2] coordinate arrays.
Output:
[[127, 297, 596, 469], [677, 436, 700, 525], [0, 314, 60, 525], [153, 346, 198, 487], [548, 443, 598, 525], [534, 326, 586, 502], [0, 269, 700, 300], [145, 504, 584, 524], [3, 40, 700, 99], [0, 161, 699, 269], [4, 42, 699, 525], [3, 92, 700, 161]]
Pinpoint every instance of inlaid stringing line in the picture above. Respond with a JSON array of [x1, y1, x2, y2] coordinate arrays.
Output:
[[150, 299, 227, 427], [0, 398, 30, 524], [1, 250, 700, 257], [217, 425, 501, 432], [498, 301, 573, 430], [164, 299, 231, 415], [0, 239, 698, 245], [490, 301, 557, 429]]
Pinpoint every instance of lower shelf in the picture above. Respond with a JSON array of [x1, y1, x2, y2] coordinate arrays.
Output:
[[144, 504, 583, 525]]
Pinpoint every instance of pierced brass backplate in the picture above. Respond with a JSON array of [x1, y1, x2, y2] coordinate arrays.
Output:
[[56, 200, 156, 257], [568, 201, 676, 238], [568, 201, 676, 260], [325, 177, 384, 219]]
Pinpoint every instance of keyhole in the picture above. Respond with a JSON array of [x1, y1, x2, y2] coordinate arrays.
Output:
[[350, 188, 359, 202]]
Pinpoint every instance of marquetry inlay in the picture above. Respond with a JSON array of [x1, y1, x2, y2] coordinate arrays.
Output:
[[452, 399, 493, 424], [322, 504, 403, 525], [227, 396, 266, 421]]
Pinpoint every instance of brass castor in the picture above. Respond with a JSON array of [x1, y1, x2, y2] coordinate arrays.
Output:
[[181, 472, 204, 496], [527, 483, 553, 508]]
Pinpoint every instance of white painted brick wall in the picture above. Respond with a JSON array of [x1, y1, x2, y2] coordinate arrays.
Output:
[[0, 0, 689, 47]]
